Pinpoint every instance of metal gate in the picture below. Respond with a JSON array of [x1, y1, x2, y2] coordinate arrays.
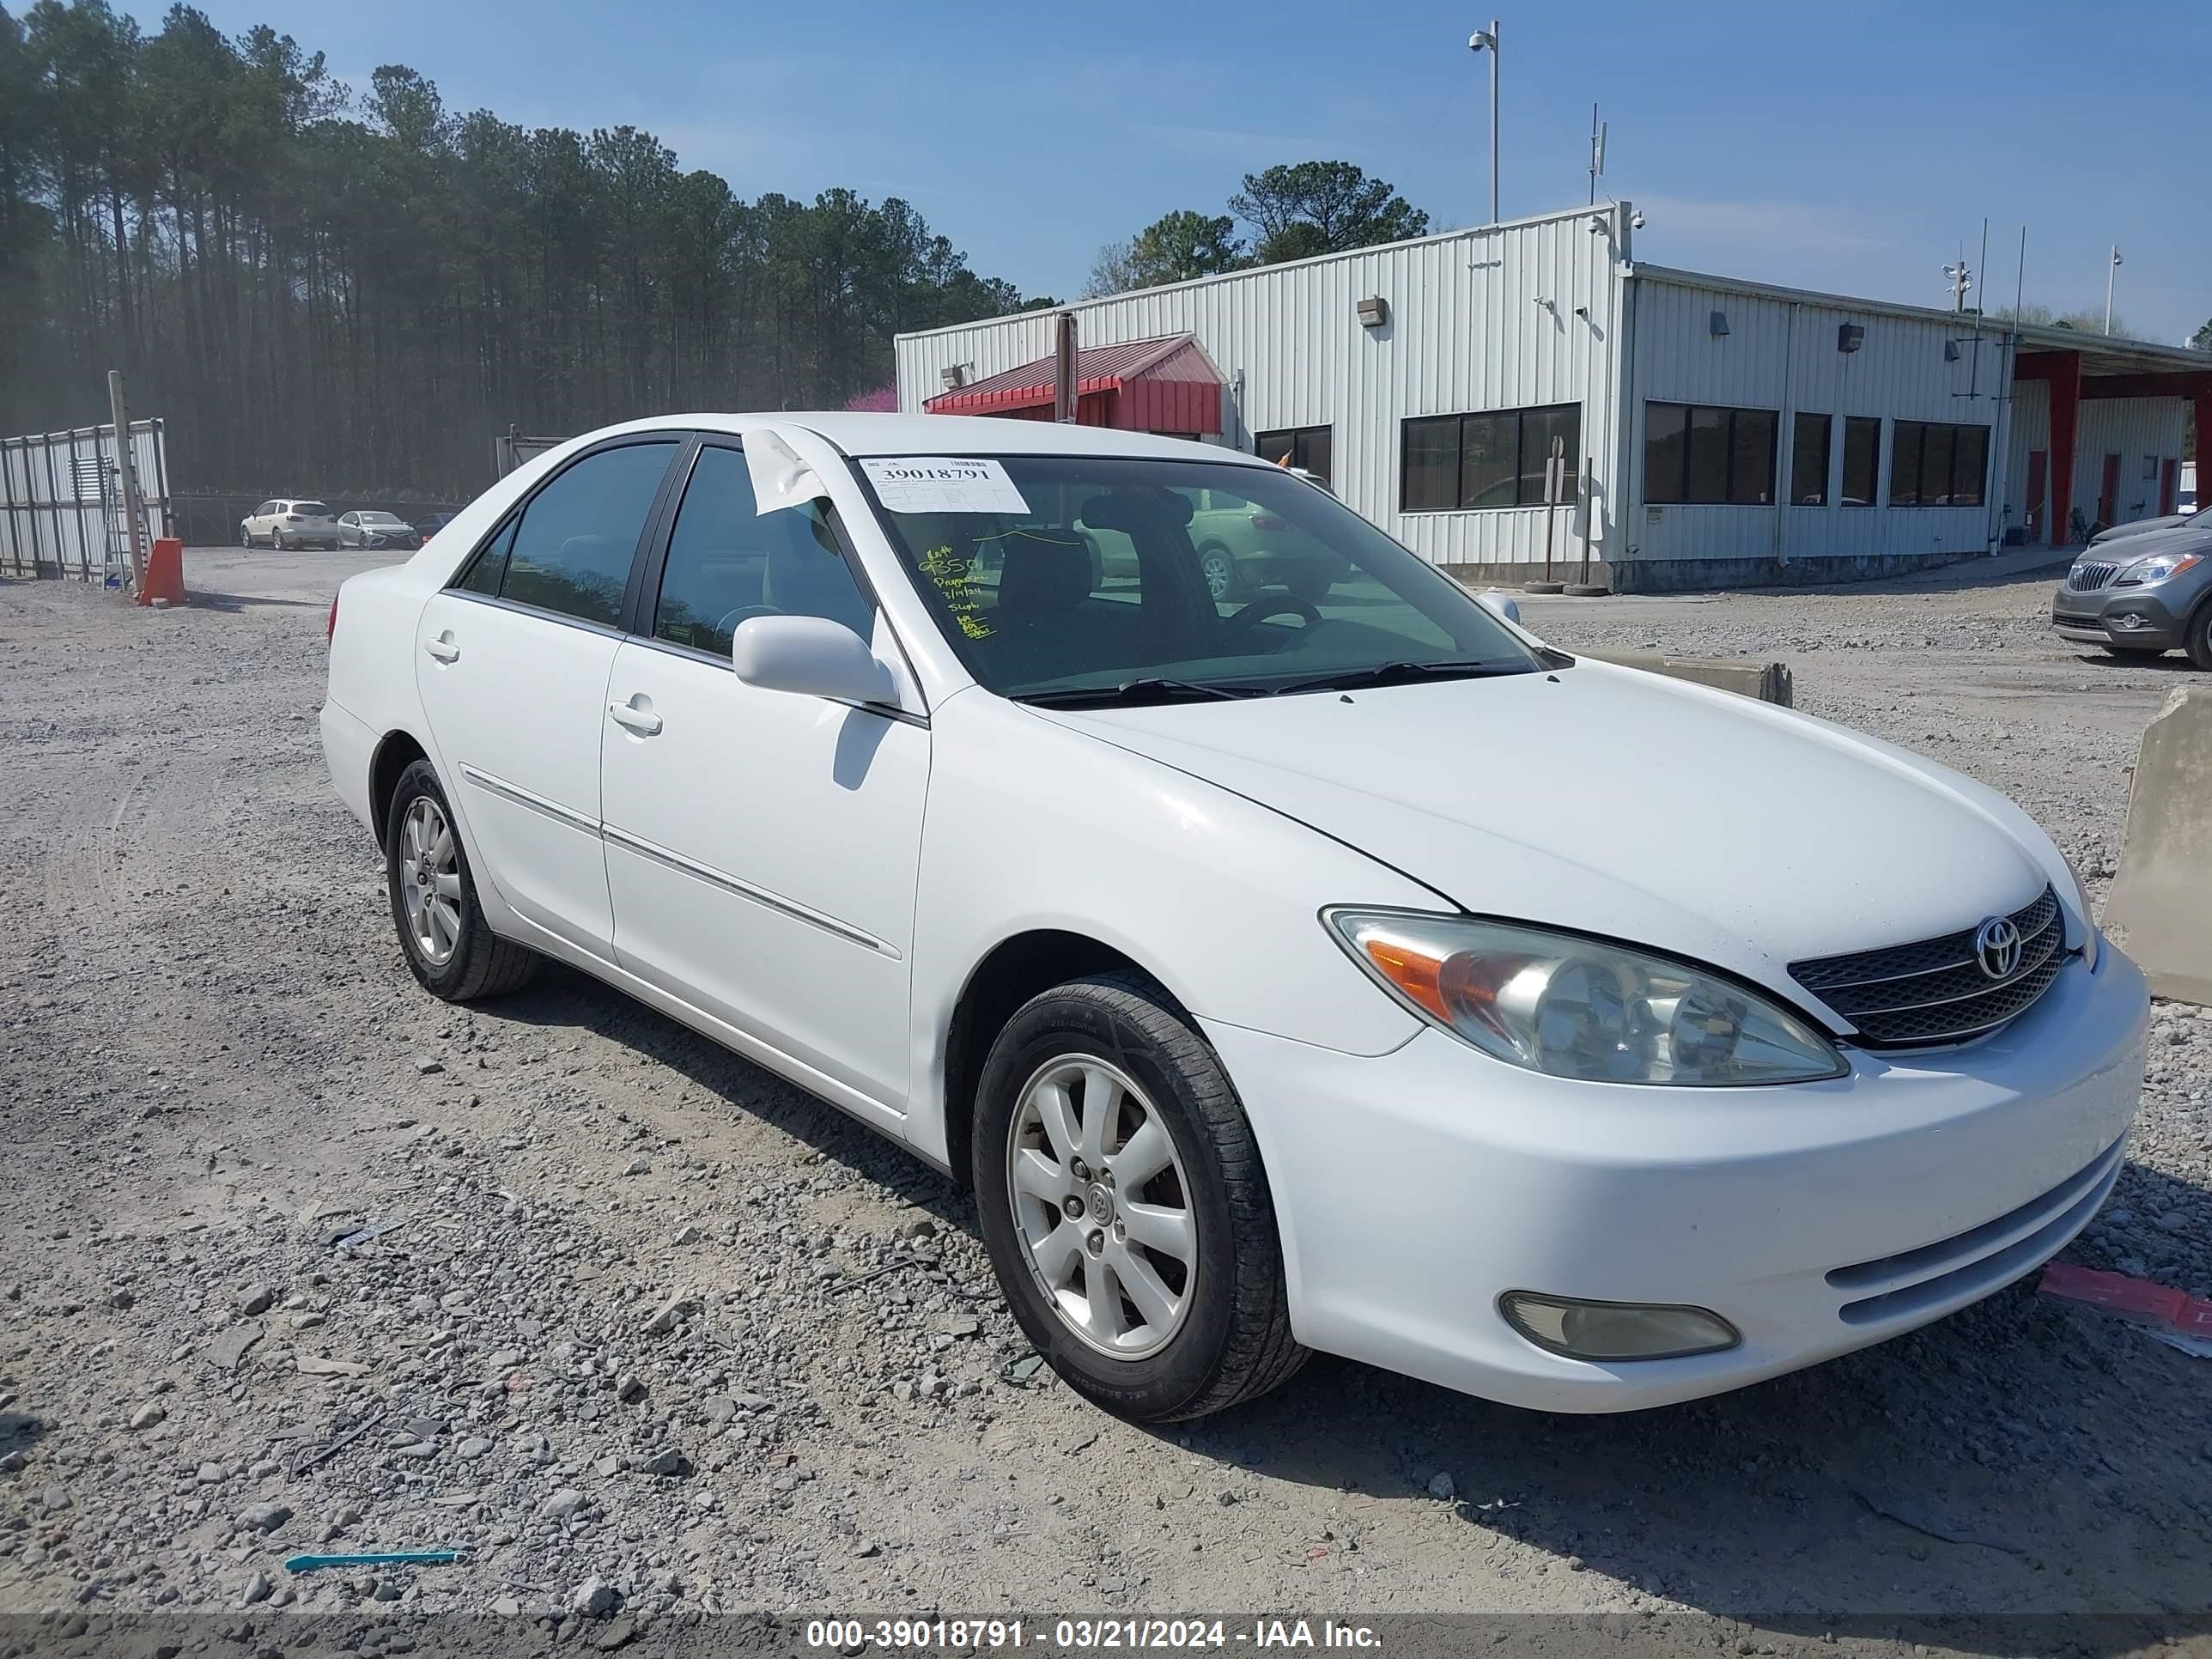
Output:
[[0, 419, 170, 583]]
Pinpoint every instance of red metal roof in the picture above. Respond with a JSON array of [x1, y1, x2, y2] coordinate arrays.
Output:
[[924, 333, 1224, 434]]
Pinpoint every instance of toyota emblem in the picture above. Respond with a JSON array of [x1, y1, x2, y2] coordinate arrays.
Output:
[[1974, 916, 2023, 981]]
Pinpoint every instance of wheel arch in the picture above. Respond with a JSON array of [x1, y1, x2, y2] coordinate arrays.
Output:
[[368, 728, 432, 843], [939, 928, 1194, 1189]]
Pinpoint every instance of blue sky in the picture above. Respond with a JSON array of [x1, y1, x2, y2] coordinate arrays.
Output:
[[127, 0, 2211, 342]]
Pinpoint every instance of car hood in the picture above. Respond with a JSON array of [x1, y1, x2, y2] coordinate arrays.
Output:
[[1038, 660, 2057, 1014], [2081, 525, 2212, 565], [2090, 514, 2192, 546]]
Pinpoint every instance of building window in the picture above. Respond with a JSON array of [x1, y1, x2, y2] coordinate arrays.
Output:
[[2142, 453, 2159, 481], [1644, 402, 1778, 505], [1841, 417, 1881, 506], [1401, 404, 1581, 512], [1888, 421, 1989, 507], [1255, 425, 1334, 483], [1790, 413, 1831, 506]]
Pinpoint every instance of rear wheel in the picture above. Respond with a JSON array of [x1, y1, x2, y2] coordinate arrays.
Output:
[[384, 760, 540, 1001], [1197, 545, 1239, 603], [971, 973, 1307, 1422]]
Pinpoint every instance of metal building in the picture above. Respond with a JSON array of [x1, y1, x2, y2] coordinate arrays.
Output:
[[894, 203, 2209, 592]]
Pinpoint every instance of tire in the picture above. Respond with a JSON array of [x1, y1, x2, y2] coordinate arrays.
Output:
[[240, 526, 251, 549], [1197, 545, 1239, 603], [383, 759, 541, 1002], [2186, 600, 2212, 672], [971, 971, 1308, 1422]]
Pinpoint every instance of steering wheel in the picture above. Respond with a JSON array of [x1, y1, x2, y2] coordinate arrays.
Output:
[[1221, 592, 1322, 632]]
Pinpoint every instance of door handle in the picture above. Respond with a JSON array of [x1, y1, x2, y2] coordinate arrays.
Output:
[[424, 633, 460, 664], [608, 699, 663, 737]]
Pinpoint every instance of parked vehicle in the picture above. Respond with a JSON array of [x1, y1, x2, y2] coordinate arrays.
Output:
[[337, 511, 423, 551], [242, 499, 339, 550], [323, 415, 2145, 1423], [1188, 471, 1350, 602], [413, 511, 463, 541], [2051, 525, 2212, 668]]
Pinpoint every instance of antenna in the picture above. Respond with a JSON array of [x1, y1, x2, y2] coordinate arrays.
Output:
[[1588, 104, 1607, 205]]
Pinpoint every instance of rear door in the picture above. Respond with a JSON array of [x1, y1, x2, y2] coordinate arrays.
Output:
[[599, 438, 928, 1118], [416, 435, 684, 959]]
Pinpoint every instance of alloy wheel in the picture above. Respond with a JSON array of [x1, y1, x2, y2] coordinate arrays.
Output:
[[1200, 551, 1234, 601], [398, 795, 464, 967], [1006, 1055, 1196, 1359]]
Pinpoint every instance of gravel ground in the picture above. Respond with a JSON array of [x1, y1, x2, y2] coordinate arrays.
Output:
[[1, 549, 2209, 1652]]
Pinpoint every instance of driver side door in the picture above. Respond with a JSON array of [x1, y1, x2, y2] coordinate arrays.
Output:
[[599, 439, 928, 1124]]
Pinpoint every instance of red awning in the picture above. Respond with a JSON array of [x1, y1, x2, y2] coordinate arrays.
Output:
[[924, 333, 1224, 434]]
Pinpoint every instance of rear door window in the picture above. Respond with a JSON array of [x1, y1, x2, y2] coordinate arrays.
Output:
[[497, 442, 679, 627]]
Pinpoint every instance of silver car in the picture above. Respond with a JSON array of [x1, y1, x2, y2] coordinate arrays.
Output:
[[2051, 520, 2212, 668]]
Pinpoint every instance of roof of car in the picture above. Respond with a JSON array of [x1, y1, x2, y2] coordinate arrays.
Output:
[[582, 411, 1277, 465]]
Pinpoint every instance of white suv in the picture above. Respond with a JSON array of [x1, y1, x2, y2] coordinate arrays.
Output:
[[321, 414, 2144, 1424], [242, 498, 339, 550]]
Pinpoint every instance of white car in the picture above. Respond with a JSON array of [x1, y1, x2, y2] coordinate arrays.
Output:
[[321, 416, 2147, 1422], [243, 498, 340, 550]]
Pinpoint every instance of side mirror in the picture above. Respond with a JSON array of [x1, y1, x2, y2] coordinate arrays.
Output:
[[731, 614, 896, 706], [1475, 589, 1522, 624]]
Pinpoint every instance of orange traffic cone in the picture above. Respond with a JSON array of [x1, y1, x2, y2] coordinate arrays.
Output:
[[139, 537, 185, 607]]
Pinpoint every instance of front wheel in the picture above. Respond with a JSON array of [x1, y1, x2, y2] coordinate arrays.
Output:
[[384, 760, 540, 1001], [2186, 601, 2212, 672], [972, 973, 1308, 1422]]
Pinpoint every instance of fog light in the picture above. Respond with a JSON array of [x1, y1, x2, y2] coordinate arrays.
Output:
[[1499, 1292, 1740, 1360], [2113, 613, 2152, 630]]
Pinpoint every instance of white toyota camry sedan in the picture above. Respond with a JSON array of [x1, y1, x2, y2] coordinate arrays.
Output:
[[321, 414, 2148, 1422]]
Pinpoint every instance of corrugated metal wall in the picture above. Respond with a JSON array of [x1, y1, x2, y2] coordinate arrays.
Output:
[[2000, 380, 2183, 541], [2075, 398, 2186, 527], [1626, 276, 2005, 566], [896, 207, 1628, 570]]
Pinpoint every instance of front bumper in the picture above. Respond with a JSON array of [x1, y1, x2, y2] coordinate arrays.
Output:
[[1206, 943, 2148, 1412], [2051, 585, 2190, 648]]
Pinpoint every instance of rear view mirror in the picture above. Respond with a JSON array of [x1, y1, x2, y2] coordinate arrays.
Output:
[[731, 614, 896, 706]]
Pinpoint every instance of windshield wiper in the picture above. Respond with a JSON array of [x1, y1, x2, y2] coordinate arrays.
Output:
[[1268, 659, 1532, 696], [1015, 677, 1261, 708]]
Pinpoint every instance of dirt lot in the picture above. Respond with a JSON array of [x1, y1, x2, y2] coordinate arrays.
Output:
[[2, 548, 2209, 1652]]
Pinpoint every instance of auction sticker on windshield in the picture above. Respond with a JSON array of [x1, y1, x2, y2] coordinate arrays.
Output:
[[860, 457, 1030, 515]]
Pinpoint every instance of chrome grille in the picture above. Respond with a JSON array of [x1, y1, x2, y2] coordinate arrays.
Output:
[[1790, 887, 2065, 1047], [2067, 562, 2119, 592]]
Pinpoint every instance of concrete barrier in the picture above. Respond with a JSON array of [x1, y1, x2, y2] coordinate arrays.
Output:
[[2106, 685, 2212, 1006], [1577, 651, 1795, 708]]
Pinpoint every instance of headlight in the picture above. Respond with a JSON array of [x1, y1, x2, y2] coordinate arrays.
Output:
[[1326, 909, 1847, 1086], [2063, 856, 2101, 972], [2116, 551, 2201, 586]]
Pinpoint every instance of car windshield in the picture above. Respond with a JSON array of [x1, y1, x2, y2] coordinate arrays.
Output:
[[361, 512, 404, 525], [853, 454, 1542, 702]]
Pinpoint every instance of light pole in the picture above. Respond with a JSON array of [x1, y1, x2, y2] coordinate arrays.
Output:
[[1468, 21, 1499, 227], [2104, 245, 2122, 335]]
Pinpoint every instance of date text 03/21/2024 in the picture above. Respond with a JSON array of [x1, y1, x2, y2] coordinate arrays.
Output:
[[803, 1620, 1383, 1650]]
